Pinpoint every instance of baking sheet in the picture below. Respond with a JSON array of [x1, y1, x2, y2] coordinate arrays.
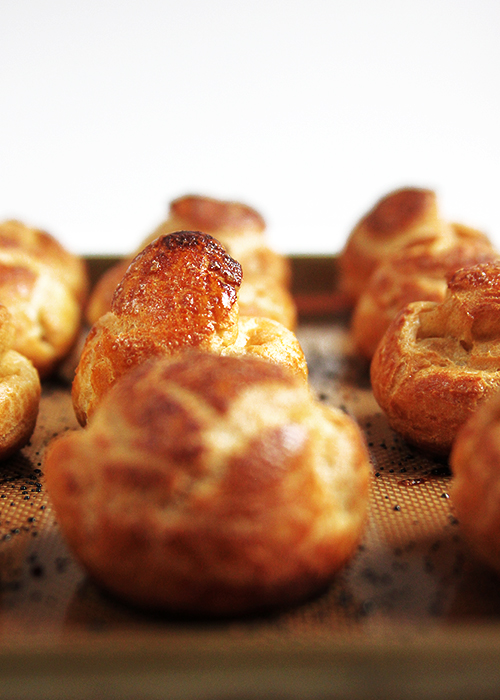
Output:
[[1, 256, 500, 700]]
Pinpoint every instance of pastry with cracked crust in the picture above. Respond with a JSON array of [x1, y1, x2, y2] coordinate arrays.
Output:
[[73, 231, 307, 425], [338, 187, 462, 304], [86, 194, 296, 329], [0, 220, 89, 377], [371, 261, 500, 456], [151, 194, 291, 285], [450, 390, 500, 574], [47, 352, 371, 616], [0, 304, 41, 460], [351, 223, 497, 359]]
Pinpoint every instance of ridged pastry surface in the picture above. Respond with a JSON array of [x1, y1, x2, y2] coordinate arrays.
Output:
[[112, 230, 242, 334], [47, 352, 371, 616]]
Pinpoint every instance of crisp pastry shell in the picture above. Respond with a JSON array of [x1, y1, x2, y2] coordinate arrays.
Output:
[[351, 225, 497, 359], [371, 261, 500, 455], [73, 232, 307, 425], [84, 194, 295, 329], [46, 353, 371, 615], [339, 187, 451, 303], [0, 220, 89, 376]]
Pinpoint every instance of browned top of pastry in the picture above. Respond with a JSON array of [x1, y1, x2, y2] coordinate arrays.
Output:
[[338, 187, 448, 303], [168, 194, 266, 235], [73, 232, 306, 425], [85, 194, 293, 327], [360, 188, 437, 240], [447, 260, 500, 296], [151, 195, 289, 284], [111, 231, 242, 351]]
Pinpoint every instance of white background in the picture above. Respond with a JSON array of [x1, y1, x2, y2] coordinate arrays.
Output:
[[1, 0, 499, 257]]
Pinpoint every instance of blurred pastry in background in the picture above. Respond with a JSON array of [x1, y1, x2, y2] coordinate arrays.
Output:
[[151, 194, 291, 285], [338, 187, 455, 304], [0, 304, 41, 460], [47, 351, 371, 616], [86, 194, 296, 330], [0, 220, 89, 377], [371, 261, 500, 456], [351, 223, 497, 359], [450, 389, 500, 576], [73, 231, 307, 425]]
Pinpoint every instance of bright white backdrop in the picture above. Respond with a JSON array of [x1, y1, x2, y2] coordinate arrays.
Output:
[[1, 0, 499, 256]]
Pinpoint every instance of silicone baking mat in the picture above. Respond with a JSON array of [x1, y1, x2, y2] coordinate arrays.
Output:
[[0, 257, 499, 700]]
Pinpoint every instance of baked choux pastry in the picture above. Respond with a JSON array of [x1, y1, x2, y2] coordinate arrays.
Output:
[[0, 220, 89, 377], [0, 219, 88, 304], [351, 224, 497, 359], [450, 390, 500, 574], [0, 304, 41, 460], [85, 194, 296, 329], [73, 231, 307, 425], [339, 187, 458, 304], [150, 194, 291, 285], [371, 261, 500, 455], [47, 352, 371, 616]]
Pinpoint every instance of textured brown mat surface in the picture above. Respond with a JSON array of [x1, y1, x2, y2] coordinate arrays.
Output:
[[2, 319, 500, 630], [1, 259, 500, 698]]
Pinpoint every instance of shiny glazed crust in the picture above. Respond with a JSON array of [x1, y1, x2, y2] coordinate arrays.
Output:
[[351, 224, 497, 358], [450, 391, 500, 573], [47, 353, 371, 615], [371, 261, 500, 455], [85, 194, 295, 329], [339, 187, 451, 303], [0, 305, 41, 460], [152, 194, 290, 286], [0, 220, 89, 376], [73, 232, 307, 425]]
